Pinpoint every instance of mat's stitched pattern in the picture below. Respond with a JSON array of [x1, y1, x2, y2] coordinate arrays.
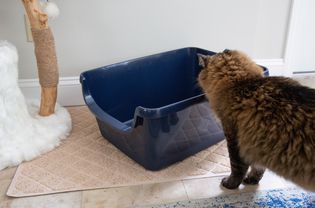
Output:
[[7, 106, 229, 197]]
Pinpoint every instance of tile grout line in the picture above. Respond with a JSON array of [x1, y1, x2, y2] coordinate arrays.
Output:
[[79, 190, 84, 208], [181, 179, 191, 201]]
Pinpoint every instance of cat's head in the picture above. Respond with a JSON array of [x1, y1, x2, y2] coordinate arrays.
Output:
[[0, 41, 19, 89], [198, 49, 263, 91]]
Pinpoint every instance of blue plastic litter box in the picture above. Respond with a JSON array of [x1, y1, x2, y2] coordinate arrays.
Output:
[[80, 47, 269, 170]]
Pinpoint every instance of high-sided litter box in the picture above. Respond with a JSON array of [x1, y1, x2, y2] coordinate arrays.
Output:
[[80, 47, 269, 170]]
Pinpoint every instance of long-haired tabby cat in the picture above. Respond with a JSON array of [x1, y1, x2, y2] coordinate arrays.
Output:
[[198, 49, 315, 191]]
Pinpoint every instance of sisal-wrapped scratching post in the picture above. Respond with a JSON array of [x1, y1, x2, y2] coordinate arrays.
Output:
[[22, 0, 59, 116], [32, 28, 59, 115], [31, 28, 59, 87]]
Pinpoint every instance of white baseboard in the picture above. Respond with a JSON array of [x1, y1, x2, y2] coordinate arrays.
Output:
[[18, 59, 286, 106], [19, 77, 84, 106]]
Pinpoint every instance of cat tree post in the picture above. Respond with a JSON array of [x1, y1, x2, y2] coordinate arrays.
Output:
[[22, 0, 59, 116]]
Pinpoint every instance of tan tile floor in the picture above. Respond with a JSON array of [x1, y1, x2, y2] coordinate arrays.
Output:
[[0, 164, 299, 208]]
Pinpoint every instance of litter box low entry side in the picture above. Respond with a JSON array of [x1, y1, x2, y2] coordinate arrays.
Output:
[[80, 47, 269, 170]]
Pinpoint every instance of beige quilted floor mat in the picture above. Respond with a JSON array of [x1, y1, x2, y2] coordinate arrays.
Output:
[[7, 106, 229, 197]]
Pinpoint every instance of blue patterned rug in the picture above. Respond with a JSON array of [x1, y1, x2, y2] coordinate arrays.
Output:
[[138, 188, 315, 208]]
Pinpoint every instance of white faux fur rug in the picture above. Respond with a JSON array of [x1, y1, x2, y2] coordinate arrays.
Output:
[[0, 41, 72, 170]]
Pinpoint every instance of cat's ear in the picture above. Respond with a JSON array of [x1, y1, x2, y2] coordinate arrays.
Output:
[[197, 54, 210, 68]]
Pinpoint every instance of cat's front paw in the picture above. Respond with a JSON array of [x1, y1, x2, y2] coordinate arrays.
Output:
[[221, 176, 241, 189]]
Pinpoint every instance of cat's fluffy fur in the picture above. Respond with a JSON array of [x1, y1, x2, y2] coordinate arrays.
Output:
[[198, 50, 315, 191]]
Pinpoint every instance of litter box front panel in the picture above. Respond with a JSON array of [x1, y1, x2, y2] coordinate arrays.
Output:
[[145, 101, 224, 170], [97, 101, 224, 170], [96, 118, 150, 166]]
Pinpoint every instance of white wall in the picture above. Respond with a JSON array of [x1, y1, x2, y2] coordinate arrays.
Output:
[[1, 0, 291, 79], [286, 0, 315, 73]]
